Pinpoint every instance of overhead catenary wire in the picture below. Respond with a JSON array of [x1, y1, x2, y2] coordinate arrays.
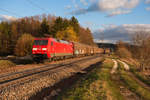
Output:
[[0, 8, 22, 17], [26, 0, 49, 13]]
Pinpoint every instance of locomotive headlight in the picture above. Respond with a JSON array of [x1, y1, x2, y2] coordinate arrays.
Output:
[[33, 48, 37, 50], [42, 48, 47, 50]]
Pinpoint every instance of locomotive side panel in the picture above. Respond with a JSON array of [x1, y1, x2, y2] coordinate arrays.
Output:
[[32, 38, 73, 61], [48, 39, 73, 58]]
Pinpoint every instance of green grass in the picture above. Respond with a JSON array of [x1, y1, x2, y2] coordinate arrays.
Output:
[[130, 65, 150, 86], [99, 61, 124, 100], [118, 63, 150, 100], [107, 54, 119, 59], [0, 60, 16, 69], [57, 59, 125, 100], [121, 60, 150, 87]]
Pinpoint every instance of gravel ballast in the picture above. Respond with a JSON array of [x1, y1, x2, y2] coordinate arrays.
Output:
[[0, 56, 103, 100]]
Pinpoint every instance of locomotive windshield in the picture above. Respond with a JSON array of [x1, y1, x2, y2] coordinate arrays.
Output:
[[34, 40, 48, 45]]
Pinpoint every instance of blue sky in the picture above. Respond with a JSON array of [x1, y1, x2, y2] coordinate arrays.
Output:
[[1, 0, 150, 43]]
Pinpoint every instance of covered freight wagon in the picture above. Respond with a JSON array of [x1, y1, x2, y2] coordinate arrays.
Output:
[[72, 42, 102, 56]]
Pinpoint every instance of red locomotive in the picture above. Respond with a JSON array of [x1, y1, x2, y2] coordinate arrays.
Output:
[[32, 37, 103, 61]]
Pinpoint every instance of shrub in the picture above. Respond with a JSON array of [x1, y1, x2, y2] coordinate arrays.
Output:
[[0, 60, 16, 69], [15, 33, 34, 57], [116, 47, 132, 58]]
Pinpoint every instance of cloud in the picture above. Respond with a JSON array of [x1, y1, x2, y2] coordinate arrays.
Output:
[[93, 24, 150, 43], [106, 10, 131, 17], [71, 0, 79, 8], [69, 3, 99, 15], [70, 8, 87, 15], [94, 39, 115, 43], [145, 0, 150, 4], [80, 0, 88, 6], [99, 0, 139, 11], [146, 7, 150, 11], [69, 0, 139, 16], [65, 5, 72, 9], [0, 15, 16, 22], [89, 0, 97, 3], [84, 21, 94, 26]]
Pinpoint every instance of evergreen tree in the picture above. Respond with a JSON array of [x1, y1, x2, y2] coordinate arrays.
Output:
[[70, 16, 79, 33], [50, 16, 64, 37], [63, 19, 70, 29], [0, 22, 11, 55], [86, 27, 95, 45], [40, 18, 50, 37]]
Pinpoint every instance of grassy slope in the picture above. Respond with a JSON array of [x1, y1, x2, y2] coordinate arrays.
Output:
[[118, 63, 150, 100], [119, 57, 150, 86], [130, 65, 150, 86], [57, 59, 125, 100]]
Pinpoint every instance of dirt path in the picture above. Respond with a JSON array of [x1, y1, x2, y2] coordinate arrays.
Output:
[[111, 59, 141, 100], [111, 59, 118, 74], [118, 60, 130, 70], [119, 60, 150, 90]]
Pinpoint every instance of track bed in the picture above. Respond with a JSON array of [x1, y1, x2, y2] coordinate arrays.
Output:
[[0, 55, 103, 100]]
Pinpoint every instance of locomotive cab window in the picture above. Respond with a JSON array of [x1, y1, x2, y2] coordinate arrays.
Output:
[[34, 40, 48, 45]]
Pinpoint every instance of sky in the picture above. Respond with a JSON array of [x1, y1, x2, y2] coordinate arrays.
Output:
[[0, 0, 150, 43]]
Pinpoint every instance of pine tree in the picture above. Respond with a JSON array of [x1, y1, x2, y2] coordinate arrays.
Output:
[[0, 22, 11, 55], [50, 17, 64, 37], [70, 16, 79, 33], [40, 18, 50, 37]]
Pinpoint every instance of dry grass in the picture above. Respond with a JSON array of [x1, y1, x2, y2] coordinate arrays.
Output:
[[0, 60, 16, 69], [57, 59, 125, 100], [119, 63, 150, 100], [116, 47, 132, 58]]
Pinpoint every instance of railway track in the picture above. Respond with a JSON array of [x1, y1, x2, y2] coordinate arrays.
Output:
[[0, 55, 101, 91]]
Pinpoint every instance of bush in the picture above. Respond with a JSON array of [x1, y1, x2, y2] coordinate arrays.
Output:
[[0, 60, 16, 69], [15, 33, 34, 57], [116, 47, 132, 58]]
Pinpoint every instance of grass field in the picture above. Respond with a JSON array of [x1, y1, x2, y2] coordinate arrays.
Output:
[[118, 63, 150, 100], [57, 59, 125, 100], [130, 65, 150, 86]]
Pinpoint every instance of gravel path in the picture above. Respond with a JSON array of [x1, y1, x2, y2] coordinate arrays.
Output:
[[111, 59, 118, 74], [118, 60, 130, 70], [118, 60, 150, 92]]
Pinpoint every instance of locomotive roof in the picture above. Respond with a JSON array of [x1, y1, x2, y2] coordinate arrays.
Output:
[[34, 37, 71, 44]]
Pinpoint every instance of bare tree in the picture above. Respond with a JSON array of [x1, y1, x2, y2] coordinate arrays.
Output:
[[115, 40, 132, 58], [131, 31, 150, 71]]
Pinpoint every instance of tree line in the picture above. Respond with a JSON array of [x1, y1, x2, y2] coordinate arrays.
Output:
[[115, 31, 150, 71], [0, 14, 95, 56]]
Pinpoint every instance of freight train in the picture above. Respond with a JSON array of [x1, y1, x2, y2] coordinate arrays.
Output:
[[32, 38, 104, 62]]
